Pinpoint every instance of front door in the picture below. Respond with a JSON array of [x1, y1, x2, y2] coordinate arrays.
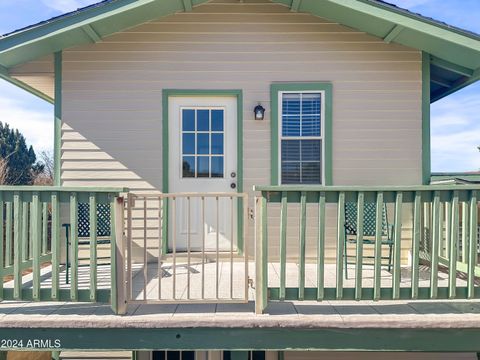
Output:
[[168, 96, 238, 251]]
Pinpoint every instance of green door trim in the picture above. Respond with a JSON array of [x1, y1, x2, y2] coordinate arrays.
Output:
[[270, 82, 333, 186], [161, 89, 244, 254]]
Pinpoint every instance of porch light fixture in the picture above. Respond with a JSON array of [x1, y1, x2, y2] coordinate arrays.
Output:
[[254, 104, 266, 120]]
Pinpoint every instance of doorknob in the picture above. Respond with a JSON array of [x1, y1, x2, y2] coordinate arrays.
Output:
[[230, 183, 237, 189]]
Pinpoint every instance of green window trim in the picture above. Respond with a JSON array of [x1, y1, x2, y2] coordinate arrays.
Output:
[[161, 89, 244, 254], [270, 82, 333, 186]]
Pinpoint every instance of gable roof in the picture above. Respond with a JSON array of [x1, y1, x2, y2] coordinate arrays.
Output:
[[1, 0, 479, 103]]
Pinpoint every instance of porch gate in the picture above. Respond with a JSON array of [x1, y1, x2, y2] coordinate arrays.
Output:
[[125, 192, 250, 304]]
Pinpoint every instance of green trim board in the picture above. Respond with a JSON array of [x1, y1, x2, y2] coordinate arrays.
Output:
[[54, 51, 62, 187], [270, 82, 333, 186], [161, 89, 244, 254], [422, 52, 431, 185], [1, 327, 480, 351]]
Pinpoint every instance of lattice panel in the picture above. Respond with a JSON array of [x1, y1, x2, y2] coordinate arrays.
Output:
[[344, 202, 389, 237], [77, 203, 111, 238]]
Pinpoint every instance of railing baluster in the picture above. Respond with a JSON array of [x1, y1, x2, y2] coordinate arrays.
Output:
[[336, 191, 345, 300], [143, 197, 147, 301], [187, 196, 191, 300], [411, 191, 421, 299], [299, 191, 307, 301], [373, 192, 383, 301], [21, 199, 28, 262], [13, 192, 23, 300], [158, 196, 162, 300], [243, 193, 249, 302], [449, 191, 459, 298], [467, 190, 478, 299], [445, 199, 451, 258], [430, 191, 441, 299], [201, 196, 205, 300], [216, 196, 220, 300], [127, 195, 133, 301], [89, 193, 97, 301], [70, 192, 79, 301], [172, 196, 177, 300], [6, 202, 12, 267], [279, 192, 287, 301], [51, 192, 60, 300], [392, 192, 403, 300], [317, 191, 326, 301], [355, 192, 364, 300], [42, 202, 48, 255], [0, 193, 4, 300], [230, 196, 234, 300], [462, 200, 469, 264], [32, 192, 41, 300]]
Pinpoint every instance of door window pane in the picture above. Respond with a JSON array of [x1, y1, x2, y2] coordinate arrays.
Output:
[[182, 109, 195, 131], [211, 110, 224, 131], [182, 157, 195, 178], [182, 133, 195, 155], [197, 109, 210, 131], [197, 133, 209, 155], [211, 134, 224, 155], [211, 156, 224, 178], [197, 156, 209, 178]]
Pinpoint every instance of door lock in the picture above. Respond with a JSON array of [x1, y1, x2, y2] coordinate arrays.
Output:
[[231, 172, 236, 178], [230, 183, 237, 189]]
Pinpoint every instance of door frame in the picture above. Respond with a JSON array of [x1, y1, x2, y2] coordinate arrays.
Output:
[[162, 89, 244, 254]]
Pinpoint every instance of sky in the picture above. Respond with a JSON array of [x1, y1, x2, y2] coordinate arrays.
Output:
[[0, 0, 479, 172]]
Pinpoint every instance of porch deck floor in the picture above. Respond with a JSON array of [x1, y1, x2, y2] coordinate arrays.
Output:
[[3, 260, 469, 302]]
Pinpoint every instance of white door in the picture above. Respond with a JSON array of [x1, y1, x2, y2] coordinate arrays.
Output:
[[168, 96, 238, 251]]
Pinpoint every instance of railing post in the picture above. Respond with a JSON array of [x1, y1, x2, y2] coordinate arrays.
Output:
[[112, 195, 127, 315], [255, 194, 267, 314]]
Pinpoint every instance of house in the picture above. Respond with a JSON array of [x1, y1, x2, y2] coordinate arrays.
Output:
[[1, 0, 480, 359]]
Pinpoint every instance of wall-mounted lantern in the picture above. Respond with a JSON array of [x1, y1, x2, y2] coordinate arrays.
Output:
[[254, 104, 266, 121]]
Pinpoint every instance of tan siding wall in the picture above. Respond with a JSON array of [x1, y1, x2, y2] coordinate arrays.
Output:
[[61, 0, 422, 259]]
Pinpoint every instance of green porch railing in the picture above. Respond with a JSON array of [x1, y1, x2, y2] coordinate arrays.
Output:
[[254, 185, 480, 314], [0, 186, 126, 313]]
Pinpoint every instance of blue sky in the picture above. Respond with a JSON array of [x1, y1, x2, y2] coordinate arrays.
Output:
[[0, 0, 479, 172]]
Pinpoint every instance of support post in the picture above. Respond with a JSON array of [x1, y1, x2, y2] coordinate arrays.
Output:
[[112, 196, 127, 314], [54, 51, 62, 186]]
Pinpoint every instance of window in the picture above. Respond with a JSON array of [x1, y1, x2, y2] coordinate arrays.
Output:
[[181, 108, 225, 178], [270, 83, 332, 186], [280, 92, 323, 184]]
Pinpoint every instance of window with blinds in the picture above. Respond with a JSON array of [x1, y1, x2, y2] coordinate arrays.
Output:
[[280, 92, 323, 184]]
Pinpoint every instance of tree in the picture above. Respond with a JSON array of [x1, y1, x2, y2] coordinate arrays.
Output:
[[0, 122, 41, 185], [33, 151, 54, 185]]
